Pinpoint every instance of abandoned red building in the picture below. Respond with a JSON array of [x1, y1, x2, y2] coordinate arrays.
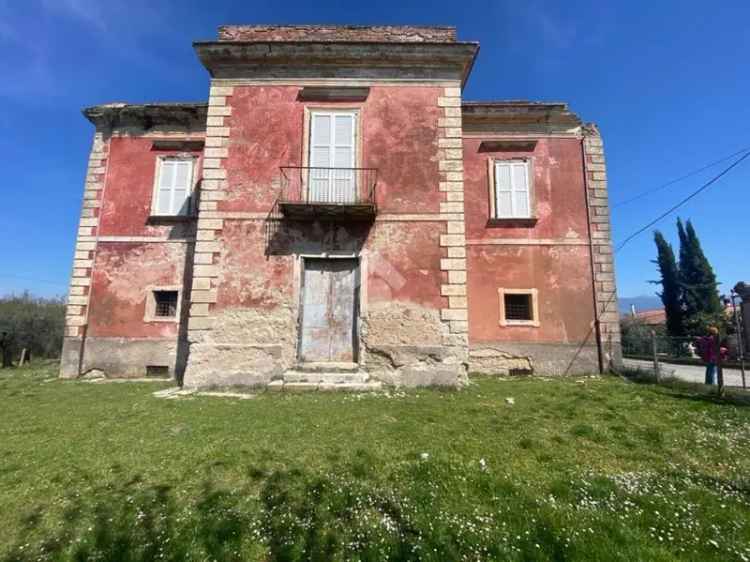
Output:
[[60, 25, 621, 389]]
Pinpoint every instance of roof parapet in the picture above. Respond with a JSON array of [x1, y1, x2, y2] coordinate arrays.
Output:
[[217, 25, 457, 43]]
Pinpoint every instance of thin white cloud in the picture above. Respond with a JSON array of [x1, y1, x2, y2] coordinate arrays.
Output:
[[0, 0, 179, 104], [41, 0, 108, 32]]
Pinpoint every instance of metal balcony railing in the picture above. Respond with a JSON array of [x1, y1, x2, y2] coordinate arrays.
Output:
[[279, 166, 378, 207]]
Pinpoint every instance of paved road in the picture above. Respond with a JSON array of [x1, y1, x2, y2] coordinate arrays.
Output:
[[623, 358, 748, 389]]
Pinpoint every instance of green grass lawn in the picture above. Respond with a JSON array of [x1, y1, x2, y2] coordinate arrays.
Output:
[[1, 363, 749, 561]]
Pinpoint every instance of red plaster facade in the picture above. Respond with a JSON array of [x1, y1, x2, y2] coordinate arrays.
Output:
[[60, 25, 620, 386]]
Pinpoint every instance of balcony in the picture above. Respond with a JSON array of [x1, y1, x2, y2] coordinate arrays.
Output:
[[278, 167, 378, 222]]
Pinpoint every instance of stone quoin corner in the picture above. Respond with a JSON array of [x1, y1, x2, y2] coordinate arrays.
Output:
[[59, 25, 621, 389]]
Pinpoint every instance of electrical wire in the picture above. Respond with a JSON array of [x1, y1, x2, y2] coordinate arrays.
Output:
[[614, 150, 750, 252], [564, 148, 750, 376], [612, 146, 750, 208]]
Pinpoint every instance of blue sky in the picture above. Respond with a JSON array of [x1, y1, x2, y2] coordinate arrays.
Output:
[[1, 0, 748, 301]]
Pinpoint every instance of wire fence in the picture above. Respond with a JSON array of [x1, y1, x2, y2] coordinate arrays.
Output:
[[623, 334, 745, 363], [622, 331, 748, 391]]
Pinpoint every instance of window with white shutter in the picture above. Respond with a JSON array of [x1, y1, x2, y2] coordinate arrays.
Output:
[[153, 158, 194, 216], [493, 160, 532, 219], [308, 111, 357, 203]]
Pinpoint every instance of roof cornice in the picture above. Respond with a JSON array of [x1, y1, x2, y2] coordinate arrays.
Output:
[[462, 101, 582, 127], [193, 41, 479, 87], [82, 103, 208, 131]]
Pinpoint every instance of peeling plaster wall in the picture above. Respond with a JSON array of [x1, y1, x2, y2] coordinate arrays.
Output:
[[463, 137, 590, 242], [98, 137, 203, 237], [62, 132, 199, 379], [183, 82, 465, 388], [463, 136, 600, 375], [185, 215, 457, 386], [77, 241, 190, 377], [88, 243, 187, 338], [221, 85, 443, 214]]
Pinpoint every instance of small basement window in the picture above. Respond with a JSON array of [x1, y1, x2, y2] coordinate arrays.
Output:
[[505, 293, 532, 321], [498, 288, 539, 327], [146, 365, 170, 378], [154, 291, 178, 318]]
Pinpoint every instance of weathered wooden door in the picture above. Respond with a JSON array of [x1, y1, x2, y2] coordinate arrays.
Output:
[[299, 258, 358, 363]]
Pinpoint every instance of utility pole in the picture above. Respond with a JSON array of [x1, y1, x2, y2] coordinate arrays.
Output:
[[729, 289, 747, 389], [651, 330, 660, 383], [715, 333, 725, 397]]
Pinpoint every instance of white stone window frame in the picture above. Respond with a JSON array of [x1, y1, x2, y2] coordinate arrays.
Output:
[[487, 157, 535, 220], [498, 288, 540, 327], [144, 285, 182, 323], [150, 154, 198, 217]]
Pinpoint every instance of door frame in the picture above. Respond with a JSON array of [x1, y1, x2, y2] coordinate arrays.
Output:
[[295, 253, 365, 364]]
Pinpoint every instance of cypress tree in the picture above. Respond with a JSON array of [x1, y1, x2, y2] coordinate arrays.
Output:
[[676, 218, 694, 317], [652, 230, 683, 336], [677, 218, 723, 333]]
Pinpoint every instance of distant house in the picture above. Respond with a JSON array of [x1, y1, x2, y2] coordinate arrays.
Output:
[[60, 25, 620, 388], [628, 302, 739, 328], [631, 308, 667, 326]]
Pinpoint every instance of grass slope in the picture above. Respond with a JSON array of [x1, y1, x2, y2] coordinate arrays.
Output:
[[1, 363, 749, 561]]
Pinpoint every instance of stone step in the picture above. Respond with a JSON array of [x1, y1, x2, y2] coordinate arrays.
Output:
[[295, 361, 360, 373], [274, 381, 383, 393], [283, 370, 370, 384]]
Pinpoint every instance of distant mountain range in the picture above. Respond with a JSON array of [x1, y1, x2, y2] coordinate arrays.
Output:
[[618, 295, 662, 314]]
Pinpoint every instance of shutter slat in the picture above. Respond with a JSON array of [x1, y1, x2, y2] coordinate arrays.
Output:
[[333, 114, 355, 201], [156, 160, 176, 215], [511, 162, 530, 218], [494, 162, 512, 218], [155, 159, 193, 215]]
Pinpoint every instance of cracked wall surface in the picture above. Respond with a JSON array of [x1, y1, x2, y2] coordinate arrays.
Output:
[[181, 82, 468, 388]]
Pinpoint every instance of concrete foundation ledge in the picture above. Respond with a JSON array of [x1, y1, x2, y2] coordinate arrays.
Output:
[[181, 342, 285, 389], [469, 342, 600, 377], [59, 336, 181, 379], [371, 366, 468, 388], [364, 343, 468, 387]]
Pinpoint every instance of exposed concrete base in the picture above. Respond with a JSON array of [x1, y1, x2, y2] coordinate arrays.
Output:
[[469, 342, 600, 376], [365, 344, 468, 387], [181, 302, 469, 389], [59, 336, 181, 379], [61, 337, 598, 386], [60, 337, 84, 379], [181, 343, 285, 389]]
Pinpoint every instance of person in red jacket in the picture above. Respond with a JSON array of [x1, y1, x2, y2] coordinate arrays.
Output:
[[696, 326, 728, 385]]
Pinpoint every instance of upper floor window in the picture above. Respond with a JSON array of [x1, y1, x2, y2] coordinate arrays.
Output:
[[152, 157, 195, 216], [308, 110, 358, 203], [491, 159, 532, 219]]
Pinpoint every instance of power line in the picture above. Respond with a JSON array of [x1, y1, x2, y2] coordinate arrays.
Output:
[[612, 146, 750, 209], [564, 148, 750, 375], [614, 150, 750, 252]]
